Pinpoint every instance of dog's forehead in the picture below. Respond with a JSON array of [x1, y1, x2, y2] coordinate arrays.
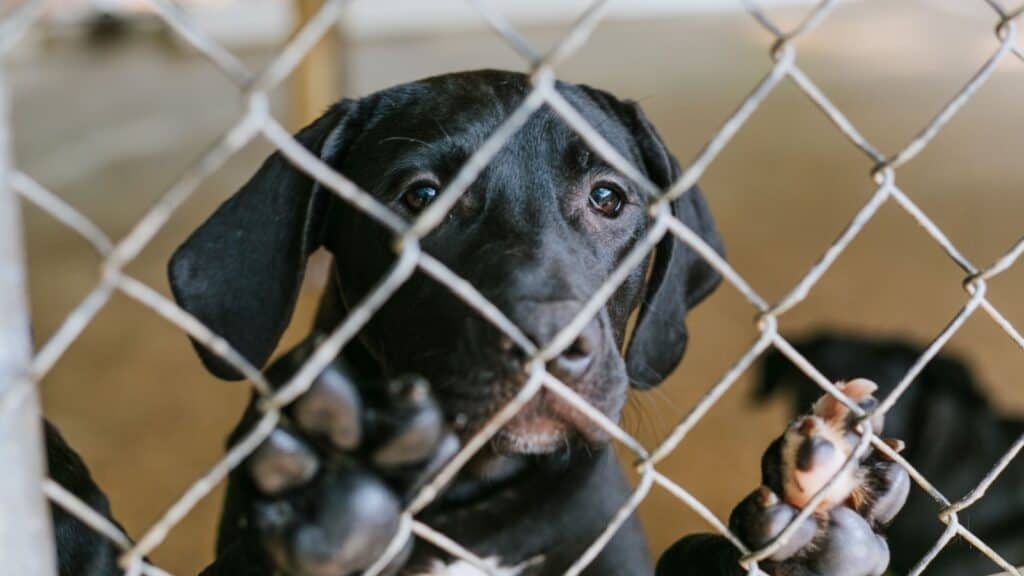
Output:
[[352, 71, 635, 161]]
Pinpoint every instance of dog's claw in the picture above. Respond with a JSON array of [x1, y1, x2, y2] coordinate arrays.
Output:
[[842, 378, 878, 401], [881, 437, 905, 454], [813, 379, 884, 435]]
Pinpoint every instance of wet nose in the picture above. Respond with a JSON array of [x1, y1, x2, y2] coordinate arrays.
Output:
[[514, 301, 601, 382], [550, 322, 599, 381]]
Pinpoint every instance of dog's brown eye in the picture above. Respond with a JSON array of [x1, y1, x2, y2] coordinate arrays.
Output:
[[589, 185, 624, 218], [402, 184, 439, 213]]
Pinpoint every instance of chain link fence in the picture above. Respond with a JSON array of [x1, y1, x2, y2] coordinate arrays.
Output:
[[1, 0, 1022, 574]]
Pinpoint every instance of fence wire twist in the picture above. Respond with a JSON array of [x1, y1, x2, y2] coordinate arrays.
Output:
[[0, 1, 1022, 575]]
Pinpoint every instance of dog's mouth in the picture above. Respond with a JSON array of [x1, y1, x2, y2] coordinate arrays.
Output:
[[490, 391, 610, 455], [441, 390, 612, 506]]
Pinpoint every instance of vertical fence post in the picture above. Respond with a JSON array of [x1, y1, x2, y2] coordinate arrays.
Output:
[[0, 60, 57, 574], [290, 0, 347, 129], [291, 0, 348, 290]]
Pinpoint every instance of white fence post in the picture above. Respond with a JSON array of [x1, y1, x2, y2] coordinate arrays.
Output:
[[0, 60, 57, 574]]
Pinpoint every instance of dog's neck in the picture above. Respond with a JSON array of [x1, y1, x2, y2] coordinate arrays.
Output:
[[417, 445, 652, 574]]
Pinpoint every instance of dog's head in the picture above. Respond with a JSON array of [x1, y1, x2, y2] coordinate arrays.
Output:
[[169, 70, 723, 455]]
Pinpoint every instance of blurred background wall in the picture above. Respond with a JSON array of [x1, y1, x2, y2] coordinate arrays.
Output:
[[8, 0, 1023, 573]]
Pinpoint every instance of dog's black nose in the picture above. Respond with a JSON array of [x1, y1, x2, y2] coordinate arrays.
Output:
[[550, 321, 599, 381], [511, 301, 600, 382]]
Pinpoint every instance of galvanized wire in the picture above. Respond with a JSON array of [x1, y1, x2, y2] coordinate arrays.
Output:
[[0, 0, 1020, 575]]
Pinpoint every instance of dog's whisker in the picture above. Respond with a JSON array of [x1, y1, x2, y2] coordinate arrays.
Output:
[[378, 135, 432, 147]]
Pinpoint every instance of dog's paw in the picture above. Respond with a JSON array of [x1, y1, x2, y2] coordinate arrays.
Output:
[[241, 337, 458, 576], [729, 380, 910, 576]]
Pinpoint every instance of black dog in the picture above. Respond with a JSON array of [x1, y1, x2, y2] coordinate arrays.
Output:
[[46, 70, 908, 576], [759, 332, 1023, 575]]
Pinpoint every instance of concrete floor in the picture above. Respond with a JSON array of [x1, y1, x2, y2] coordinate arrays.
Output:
[[12, 1, 1023, 573]]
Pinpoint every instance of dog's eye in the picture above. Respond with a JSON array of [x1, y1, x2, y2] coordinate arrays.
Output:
[[402, 184, 439, 213], [588, 185, 624, 218]]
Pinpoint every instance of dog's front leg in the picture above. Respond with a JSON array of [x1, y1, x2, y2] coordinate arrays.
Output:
[[209, 335, 457, 576], [656, 382, 910, 576]]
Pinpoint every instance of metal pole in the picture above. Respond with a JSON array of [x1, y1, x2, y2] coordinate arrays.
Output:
[[0, 59, 57, 573]]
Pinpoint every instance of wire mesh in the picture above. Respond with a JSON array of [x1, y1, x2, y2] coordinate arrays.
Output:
[[0, 1, 1021, 575]]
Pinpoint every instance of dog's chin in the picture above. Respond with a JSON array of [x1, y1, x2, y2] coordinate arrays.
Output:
[[490, 395, 612, 456], [442, 392, 618, 505], [493, 415, 573, 455]]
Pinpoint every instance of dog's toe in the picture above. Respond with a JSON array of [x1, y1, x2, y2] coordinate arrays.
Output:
[[247, 428, 320, 495], [806, 507, 890, 576], [290, 365, 363, 451], [367, 375, 446, 469], [860, 453, 910, 526], [253, 462, 405, 576], [729, 486, 817, 562]]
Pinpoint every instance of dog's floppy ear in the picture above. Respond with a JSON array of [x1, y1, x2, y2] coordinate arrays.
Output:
[[168, 100, 358, 380], [583, 92, 724, 389], [625, 109, 724, 388]]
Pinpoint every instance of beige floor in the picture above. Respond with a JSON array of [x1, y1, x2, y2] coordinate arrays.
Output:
[[15, 2, 1024, 573]]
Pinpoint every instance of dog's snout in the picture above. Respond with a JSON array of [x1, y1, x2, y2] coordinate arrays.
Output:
[[512, 301, 601, 381]]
